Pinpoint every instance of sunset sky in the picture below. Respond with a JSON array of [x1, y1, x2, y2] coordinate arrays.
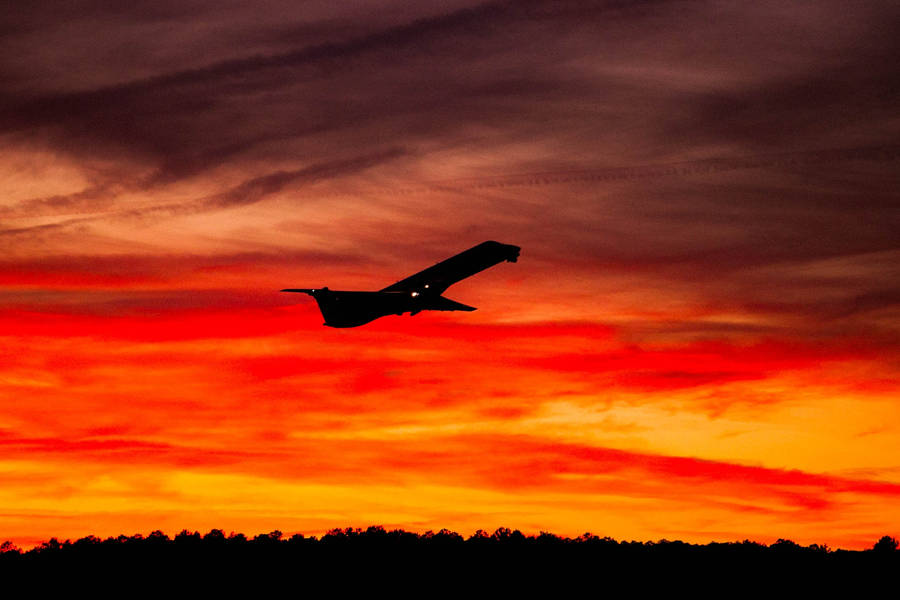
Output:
[[1, 0, 898, 549]]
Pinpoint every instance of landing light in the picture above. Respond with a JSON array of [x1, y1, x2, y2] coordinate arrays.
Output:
[[411, 291, 420, 297]]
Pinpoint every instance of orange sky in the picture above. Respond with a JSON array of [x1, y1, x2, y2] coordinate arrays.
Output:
[[1, 0, 899, 549]]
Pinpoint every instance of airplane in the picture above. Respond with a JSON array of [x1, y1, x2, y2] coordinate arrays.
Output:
[[281, 240, 520, 327]]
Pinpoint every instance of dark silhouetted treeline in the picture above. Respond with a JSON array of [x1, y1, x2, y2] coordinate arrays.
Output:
[[2, 527, 896, 592]]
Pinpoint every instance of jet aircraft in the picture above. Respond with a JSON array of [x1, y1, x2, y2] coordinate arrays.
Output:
[[281, 240, 520, 327]]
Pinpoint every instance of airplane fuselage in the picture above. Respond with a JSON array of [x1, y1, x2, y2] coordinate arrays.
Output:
[[303, 288, 476, 328]]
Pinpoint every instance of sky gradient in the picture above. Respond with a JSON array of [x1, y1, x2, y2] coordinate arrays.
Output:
[[1, 0, 899, 549]]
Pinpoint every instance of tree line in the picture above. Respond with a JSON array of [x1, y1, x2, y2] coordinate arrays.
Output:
[[1, 527, 896, 590], [3, 526, 897, 555]]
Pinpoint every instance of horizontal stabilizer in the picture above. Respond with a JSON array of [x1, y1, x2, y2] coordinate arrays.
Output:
[[281, 288, 317, 294]]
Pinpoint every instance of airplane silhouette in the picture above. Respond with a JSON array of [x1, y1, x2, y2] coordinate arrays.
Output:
[[282, 240, 520, 327]]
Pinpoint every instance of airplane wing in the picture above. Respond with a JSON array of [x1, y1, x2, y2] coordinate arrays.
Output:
[[380, 240, 520, 295]]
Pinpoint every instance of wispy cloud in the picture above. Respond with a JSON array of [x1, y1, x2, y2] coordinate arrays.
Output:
[[0, 148, 406, 236]]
